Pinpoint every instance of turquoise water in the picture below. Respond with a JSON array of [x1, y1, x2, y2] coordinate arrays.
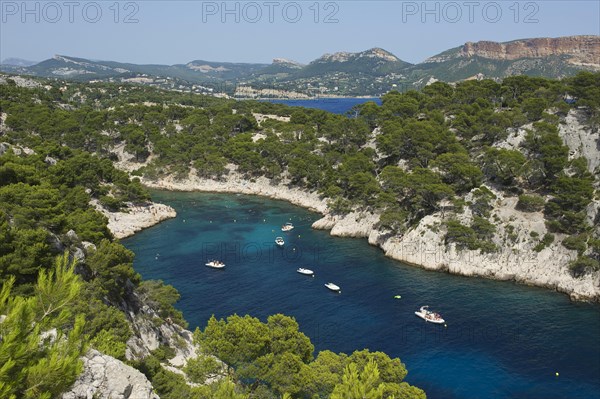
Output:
[[123, 191, 600, 399]]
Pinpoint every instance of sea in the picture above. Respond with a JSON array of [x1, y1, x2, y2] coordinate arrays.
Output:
[[262, 97, 382, 115], [123, 191, 600, 399]]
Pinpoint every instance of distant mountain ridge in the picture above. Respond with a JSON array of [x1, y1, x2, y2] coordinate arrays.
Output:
[[1, 57, 38, 67], [2, 35, 598, 97]]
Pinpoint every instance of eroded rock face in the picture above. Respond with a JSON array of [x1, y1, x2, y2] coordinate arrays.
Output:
[[123, 291, 198, 367], [312, 190, 600, 302], [90, 200, 177, 239], [461, 36, 600, 67], [558, 110, 600, 174], [426, 36, 600, 68], [61, 349, 158, 399]]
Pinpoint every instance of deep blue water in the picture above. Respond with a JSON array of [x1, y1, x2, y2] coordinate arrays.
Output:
[[263, 97, 382, 115], [123, 191, 600, 399]]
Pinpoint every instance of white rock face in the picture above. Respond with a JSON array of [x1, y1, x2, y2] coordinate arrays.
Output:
[[313, 192, 600, 302], [558, 109, 600, 173], [91, 200, 177, 239], [126, 309, 197, 366], [62, 349, 158, 399]]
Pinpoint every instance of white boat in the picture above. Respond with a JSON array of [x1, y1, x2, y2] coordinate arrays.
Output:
[[297, 268, 314, 276], [414, 306, 445, 324], [275, 237, 285, 246], [325, 283, 341, 292], [281, 222, 294, 232], [205, 260, 225, 269]]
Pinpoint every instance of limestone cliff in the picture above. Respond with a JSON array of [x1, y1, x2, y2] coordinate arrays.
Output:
[[62, 350, 158, 399], [427, 36, 600, 68]]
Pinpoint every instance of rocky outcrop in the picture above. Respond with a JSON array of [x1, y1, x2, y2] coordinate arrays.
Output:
[[124, 292, 197, 367], [425, 36, 600, 69], [272, 58, 304, 68], [0, 142, 35, 156], [62, 349, 158, 399], [234, 85, 312, 99], [558, 110, 600, 174], [312, 190, 600, 302], [315, 48, 401, 63], [91, 200, 177, 239]]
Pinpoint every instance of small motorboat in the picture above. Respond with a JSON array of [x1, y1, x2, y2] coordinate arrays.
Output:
[[205, 260, 225, 269], [281, 222, 294, 232], [414, 305, 445, 324], [275, 237, 285, 246], [297, 268, 314, 276], [325, 283, 341, 293], [393, 295, 402, 299]]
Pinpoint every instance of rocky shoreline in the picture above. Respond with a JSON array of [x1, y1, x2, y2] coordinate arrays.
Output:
[[132, 170, 600, 303], [91, 199, 177, 239]]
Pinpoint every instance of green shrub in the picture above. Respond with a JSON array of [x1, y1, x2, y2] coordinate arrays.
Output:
[[562, 235, 588, 254], [534, 233, 555, 252], [137, 280, 188, 328], [184, 355, 223, 384], [91, 330, 127, 360], [569, 256, 600, 277], [99, 195, 123, 212], [517, 194, 545, 212], [152, 345, 177, 362]]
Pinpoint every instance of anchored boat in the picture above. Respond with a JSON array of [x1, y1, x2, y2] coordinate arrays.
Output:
[[297, 268, 314, 276], [415, 305, 445, 324], [281, 222, 294, 232], [205, 260, 225, 269], [325, 283, 341, 293]]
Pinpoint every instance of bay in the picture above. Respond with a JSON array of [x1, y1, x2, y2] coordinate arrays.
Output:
[[262, 97, 382, 115], [123, 191, 600, 399]]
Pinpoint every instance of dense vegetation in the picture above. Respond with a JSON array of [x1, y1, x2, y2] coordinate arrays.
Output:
[[131, 314, 425, 398], [1, 70, 598, 397]]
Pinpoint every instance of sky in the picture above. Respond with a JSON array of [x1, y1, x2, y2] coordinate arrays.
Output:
[[1, 0, 599, 65]]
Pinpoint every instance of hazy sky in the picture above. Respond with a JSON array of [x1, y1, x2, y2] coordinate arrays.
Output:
[[1, 1, 599, 65]]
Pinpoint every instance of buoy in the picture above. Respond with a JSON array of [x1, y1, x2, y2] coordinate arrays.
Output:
[[298, 235, 301, 238], [444, 324, 447, 328], [209, 220, 212, 223], [555, 372, 559, 377], [234, 219, 236, 222]]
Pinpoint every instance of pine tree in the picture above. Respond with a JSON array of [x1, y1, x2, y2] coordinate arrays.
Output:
[[0, 253, 87, 398], [331, 359, 388, 399]]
